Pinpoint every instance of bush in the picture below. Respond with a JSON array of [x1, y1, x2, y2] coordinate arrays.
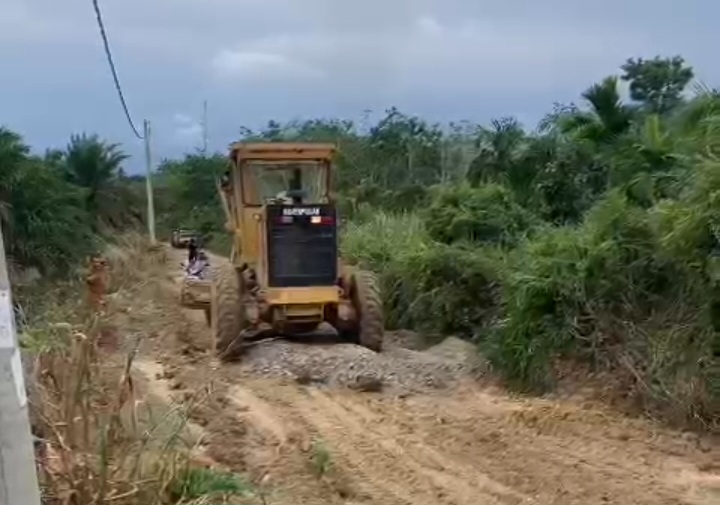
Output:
[[339, 182, 431, 220], [342, 212, 501, 336], [155, 154, 227, 246], [383, 244, 501, 336], [424, 183, 537, 246], [485, 191, 718, 426], [3, 158, 96, 274], [342, 211, 429, 268], [484, 225, 586, 389]]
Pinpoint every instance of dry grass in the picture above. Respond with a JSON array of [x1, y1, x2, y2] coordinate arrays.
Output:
[[30, 322, 177, 504], [20, 233, 254, 505], [102, 233, 168, 294]]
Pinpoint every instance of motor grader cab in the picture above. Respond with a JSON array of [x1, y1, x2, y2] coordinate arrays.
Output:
[[209, 142, 384, 359]]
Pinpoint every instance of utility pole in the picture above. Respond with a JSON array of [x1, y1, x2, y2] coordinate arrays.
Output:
[[202, 100, 208, 154], [143, 120, 156, 245], [0, 221, 42, 505]]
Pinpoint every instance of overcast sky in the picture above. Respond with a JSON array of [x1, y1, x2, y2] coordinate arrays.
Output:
[[1, 0, 718, 174]]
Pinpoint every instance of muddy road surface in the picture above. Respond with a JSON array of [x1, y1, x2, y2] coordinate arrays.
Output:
[[121, 247, 719, 505]]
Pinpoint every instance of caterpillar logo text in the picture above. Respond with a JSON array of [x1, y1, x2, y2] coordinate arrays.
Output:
[[282, 207, 321, 216]]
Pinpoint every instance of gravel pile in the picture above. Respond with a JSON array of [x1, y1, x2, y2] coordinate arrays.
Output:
[[237, 334, 479, 394]]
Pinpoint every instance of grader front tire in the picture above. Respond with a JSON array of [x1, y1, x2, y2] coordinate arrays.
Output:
[[350, 270, 384, 352], [211, 264, 245, 360]]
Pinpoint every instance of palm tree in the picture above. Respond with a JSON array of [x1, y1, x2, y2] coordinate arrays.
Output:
[[62, 134, 136, 229], [0, 128, 31, 229], [0, 127, 29, 168], [559, 76, 635, 144], [467, 117, 528, 188], [670, 85, 720, 156], [0, 128, 94, 271], [43, 148, 66, 173]]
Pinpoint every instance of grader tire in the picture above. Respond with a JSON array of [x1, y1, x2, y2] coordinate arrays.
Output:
[[211, 264, 244, 360], [349, 270, 384, 352]]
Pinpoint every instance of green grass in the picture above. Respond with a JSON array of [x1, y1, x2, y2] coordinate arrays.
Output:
[[309, 439, 333, 478], [171, 467, 253, 503]]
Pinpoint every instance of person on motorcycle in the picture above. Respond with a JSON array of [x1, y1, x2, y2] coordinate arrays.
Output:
[[188, 251, 210, 279], [188, 237, 199, 264]]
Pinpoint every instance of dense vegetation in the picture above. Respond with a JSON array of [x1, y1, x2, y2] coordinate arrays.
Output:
[[3, 55, 718, 428], [0, 130, 144, 275]]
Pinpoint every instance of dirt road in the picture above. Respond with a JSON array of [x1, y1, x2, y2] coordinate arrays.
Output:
[[124, 247, 719, 505]]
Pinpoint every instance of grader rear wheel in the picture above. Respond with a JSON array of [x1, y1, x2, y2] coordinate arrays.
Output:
[[210, 264, 245, 360], [347, 270, 384, 352]]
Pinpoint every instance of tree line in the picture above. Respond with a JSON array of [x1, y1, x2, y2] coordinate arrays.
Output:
[[0, 130, 144, 275]]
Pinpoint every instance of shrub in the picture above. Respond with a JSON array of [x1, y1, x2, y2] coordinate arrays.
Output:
[[4, 159, 96, 274], [341, 211, 429, 268], [424, 183, 537, 246], [339, 182, 431, 220], [485, 191, 717, 426], [383, 244, 501, 336], [342, 212, 501, 336]]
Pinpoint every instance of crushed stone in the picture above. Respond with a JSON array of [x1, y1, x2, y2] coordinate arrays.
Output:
[[234, 332, 483, 394]]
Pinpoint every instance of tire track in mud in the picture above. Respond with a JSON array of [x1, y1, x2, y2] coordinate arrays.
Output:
[[130, 246, 720, 505], [278, 385, 529, 505], [223, 379, 720, 505]]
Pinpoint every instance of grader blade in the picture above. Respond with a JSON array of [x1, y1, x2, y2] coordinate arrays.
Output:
[[180, 278, 211, 310]]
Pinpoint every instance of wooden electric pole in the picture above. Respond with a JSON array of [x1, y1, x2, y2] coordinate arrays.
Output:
[[202, 100, 208, 154]]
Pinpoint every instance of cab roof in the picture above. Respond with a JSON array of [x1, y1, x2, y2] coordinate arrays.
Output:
[[229, 142, 336, 162]]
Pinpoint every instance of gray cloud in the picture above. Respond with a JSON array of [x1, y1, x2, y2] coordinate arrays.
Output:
[[1, 0, 718, 173]]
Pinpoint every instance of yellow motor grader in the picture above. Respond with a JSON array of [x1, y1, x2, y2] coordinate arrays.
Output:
[[181, 142, 384, 359]]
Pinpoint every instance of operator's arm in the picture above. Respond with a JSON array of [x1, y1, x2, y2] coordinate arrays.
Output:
[[221, 170, 231, 190]]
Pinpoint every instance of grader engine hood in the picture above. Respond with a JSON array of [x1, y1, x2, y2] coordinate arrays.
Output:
[[265, 204, 338, 288]]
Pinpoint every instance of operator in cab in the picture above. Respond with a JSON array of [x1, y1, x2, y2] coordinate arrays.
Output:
[[274, 191, 293, 204], [220, 169, 231, 192], [273, 167, 304, 205]]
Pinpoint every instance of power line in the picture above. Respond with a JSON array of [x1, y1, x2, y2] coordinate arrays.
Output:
[[91, 0, 144, 139], [90, 0, 156, 244]]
